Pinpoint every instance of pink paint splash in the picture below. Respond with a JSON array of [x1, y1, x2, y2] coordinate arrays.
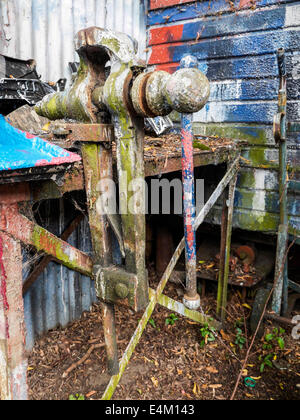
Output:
[[24, 132, 37, 140], [35, 153, 81, 168], [17, 127, 82, 168], [0, 235, 9, 338]]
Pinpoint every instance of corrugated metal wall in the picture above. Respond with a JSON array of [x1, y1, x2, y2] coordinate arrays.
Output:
[[0, 0, 146, 350], [0, 0, 146, 83], [22, 195, 122, 351], [146, 0, 300, 237], [22, 197, 96, 351]]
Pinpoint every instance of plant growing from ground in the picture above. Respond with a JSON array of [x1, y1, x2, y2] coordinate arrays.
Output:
[[199, 323, 216, 348], [235, 327, 246, 350], [69, 393, 85, 400], [165, 313, 178, 326], [259, 327, 286, 373], [148, 318, 156, 328]]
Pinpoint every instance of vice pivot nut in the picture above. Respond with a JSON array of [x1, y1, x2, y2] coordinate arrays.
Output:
[[131, 67, 210, 117], [114, 282, 129, 299]]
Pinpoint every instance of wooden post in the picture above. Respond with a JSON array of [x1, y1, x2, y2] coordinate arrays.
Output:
[[0, 231, 27, 400]]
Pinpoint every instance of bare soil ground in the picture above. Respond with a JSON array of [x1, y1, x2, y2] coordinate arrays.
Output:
[[28, 272, 300, 401]]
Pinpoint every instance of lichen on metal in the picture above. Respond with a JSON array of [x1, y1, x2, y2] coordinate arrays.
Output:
[[165, 67, 210, 113]]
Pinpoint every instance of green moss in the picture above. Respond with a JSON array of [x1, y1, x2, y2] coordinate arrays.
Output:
[[193, 123, 271, 146], [233, 211, 278, 232], [246, 147, 271, 168], [101, 37, 121, 54], [193, 141, 210, 151], [31, 225, 85, 273], [237, 170, 256, 189]]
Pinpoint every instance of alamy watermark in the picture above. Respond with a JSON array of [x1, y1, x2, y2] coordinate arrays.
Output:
[[96, 172, 205, 216]]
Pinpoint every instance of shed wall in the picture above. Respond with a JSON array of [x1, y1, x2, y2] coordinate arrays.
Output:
[[146, 0, 300, 237]]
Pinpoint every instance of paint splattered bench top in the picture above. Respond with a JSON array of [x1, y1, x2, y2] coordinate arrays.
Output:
[[0, 115, 81, 177], [0, 116, 240, 190]]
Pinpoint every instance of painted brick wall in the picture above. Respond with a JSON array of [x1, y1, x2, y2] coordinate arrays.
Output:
[[146, 0, 300, 237]]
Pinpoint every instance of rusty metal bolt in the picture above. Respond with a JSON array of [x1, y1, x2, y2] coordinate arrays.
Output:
[[115, 282, 129, 299]]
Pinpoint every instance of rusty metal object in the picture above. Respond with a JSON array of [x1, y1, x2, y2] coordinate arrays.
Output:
[[131, 67, 209, 118], [50, 123, 115, 144], [235, 245, 256, 273], [131, 72, 157, 118], [30, 163, 84, 202], [35, 27, 144, 123], [95, 265, 140, 310]]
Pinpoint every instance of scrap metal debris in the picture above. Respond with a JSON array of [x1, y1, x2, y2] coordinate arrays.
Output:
[[0, 54, 66, 116]]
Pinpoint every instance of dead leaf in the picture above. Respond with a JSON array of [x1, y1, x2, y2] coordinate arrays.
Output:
[[193, 383, 201, 396], [220, 329, 231, 342], [86, 390, 97, 398], [206, 263, 215, 269], [206, 366, 218, 374], [151, 377, 158, 388]]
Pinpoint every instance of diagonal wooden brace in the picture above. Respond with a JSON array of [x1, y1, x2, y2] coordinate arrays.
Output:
[[0, 203, 93, 278], [102, 155, 240, 399]]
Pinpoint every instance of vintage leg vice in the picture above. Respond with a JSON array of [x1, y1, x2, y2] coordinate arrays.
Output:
[[35, 27, 210, 376]]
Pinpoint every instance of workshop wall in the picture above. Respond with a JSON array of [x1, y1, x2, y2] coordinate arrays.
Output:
[[146, 0, 300, 237]]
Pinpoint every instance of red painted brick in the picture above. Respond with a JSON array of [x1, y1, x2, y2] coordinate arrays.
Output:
[[150, 0, 193, 10]]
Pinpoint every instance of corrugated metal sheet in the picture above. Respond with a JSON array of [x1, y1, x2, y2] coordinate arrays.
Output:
[[0, 0, 146, 84], [146, 0, 300, 237], [22, 197, 97, 351], [22, 194, 122, 351]]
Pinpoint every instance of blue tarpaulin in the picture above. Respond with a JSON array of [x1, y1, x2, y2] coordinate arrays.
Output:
[[0, 115, 81, 172]]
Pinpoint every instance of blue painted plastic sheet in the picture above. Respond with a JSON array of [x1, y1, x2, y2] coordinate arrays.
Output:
[[0, 115, 81, 172]]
